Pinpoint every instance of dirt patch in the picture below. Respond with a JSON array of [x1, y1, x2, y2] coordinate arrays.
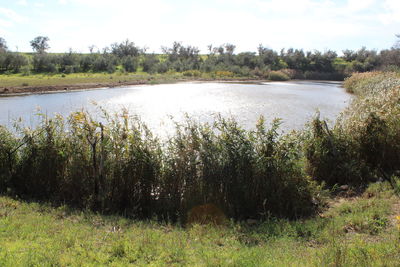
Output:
[[0, 80, 151, 96]]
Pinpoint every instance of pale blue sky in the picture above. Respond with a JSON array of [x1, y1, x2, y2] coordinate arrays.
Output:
[[0, 0, 399, 53]]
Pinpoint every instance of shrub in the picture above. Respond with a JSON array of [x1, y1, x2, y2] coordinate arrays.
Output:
[[343, 71, 400, 95], [182, 70, 202, 77], [304, 117, 368, 186], [268, 71, 290, 81], [0, 126, 18, 193], [214, 71, 234, 78], [303, 71, 345, 81], [280, 69, 297, 79], [122, 56, 139, 72], [340, 75, 400, 179]]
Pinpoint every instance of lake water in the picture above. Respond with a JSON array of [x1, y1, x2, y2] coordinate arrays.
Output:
[[0, 81, 351, 135]]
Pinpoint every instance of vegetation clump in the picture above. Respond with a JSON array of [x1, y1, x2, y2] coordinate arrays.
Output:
[[268, 70, 290, 81], [0, 114, 320, 222]]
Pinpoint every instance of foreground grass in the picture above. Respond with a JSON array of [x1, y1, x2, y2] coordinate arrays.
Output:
[[1, 182, 399, 266]]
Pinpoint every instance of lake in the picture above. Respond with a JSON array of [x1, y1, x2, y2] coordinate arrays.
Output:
[[0, 81, 351, 135]]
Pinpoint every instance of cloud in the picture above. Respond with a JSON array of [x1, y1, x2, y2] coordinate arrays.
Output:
[[0, 7, 27, 24], [379, 0, 400, 24], [346, 0, 377, 12], [6, 0, 399, 53], [17, 0, 28, 6]]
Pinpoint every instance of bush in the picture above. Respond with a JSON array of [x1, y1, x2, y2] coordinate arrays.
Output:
[[182, 70, 202, 77], [304, 117, 368, 186], [214, 71, 234, 78], [268, 71, 290, 81], [303, 71, 400, 188], [343, 71, 400, 95], [303, 71, 345, 81], [340, 73, 400, 179], [122, 56, 139, 72], [0, 126, 18, 193]]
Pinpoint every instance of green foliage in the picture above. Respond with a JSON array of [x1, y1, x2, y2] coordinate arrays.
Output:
[[268, 70, 290, 81], [122, 55, 139, 72], [0, 112, 320, 221], [3, 37, 400, 79], [305, 71, 400, 187], [30, 36, 50, 54], [0, 52, 29, 73], [0, 126, 18, 193], [142, 54, 160, 73], [182, 70, 202, 77], [304, 117, 367, 186]]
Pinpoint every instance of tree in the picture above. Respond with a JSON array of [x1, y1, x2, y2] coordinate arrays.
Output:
[[225, 43, 236, 56], [30, 36, 50, 53], [0, 37, 7, 52], [111, 39, 141, 58], [394, 34, 400, 49]]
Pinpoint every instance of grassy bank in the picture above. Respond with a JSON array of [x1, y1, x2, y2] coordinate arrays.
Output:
[[0, 72, 177, 88], [0, 71, 270, 95], [0, 182, 399, 266]]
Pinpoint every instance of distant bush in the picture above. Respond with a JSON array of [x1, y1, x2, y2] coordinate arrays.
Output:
[[280, 69, 297, 79], [268, 71, 290, 81], [182, 70, 202, 77], [303, 71, 346, 81], [214, 71, 234, 78], [122, 56, 139, 72]]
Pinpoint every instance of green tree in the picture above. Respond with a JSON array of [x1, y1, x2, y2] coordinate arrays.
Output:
[[110, 39, 141, 58], [30, 36, 50, 53], [394, 34, 400, 49], [0, 37, 7, 52]]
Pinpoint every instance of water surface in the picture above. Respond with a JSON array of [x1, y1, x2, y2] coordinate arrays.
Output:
[[0, 81, 351, 135]]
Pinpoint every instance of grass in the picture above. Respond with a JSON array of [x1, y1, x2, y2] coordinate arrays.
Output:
[[0, 72, 184, 88], [0, 182, 399, 266], [0, 71, 266, 90]]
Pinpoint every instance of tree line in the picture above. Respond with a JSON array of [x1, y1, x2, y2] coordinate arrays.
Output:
[[0, 36, 400, 80]]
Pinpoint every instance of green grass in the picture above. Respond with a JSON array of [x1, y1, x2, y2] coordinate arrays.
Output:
[[1, 182, 399, 266], [0, 72, 185, 88], [0, 71, 262, 89]]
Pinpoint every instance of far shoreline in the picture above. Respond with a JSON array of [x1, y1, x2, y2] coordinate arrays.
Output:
[[0, 77, 343, 97]]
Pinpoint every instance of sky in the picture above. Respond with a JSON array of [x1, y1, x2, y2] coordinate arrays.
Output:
[[0, 0, 399, 54]]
